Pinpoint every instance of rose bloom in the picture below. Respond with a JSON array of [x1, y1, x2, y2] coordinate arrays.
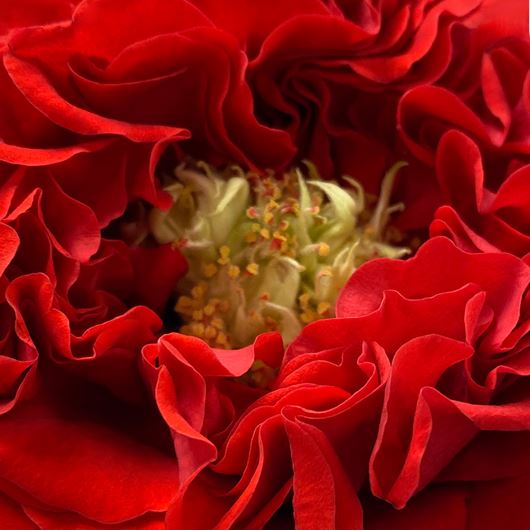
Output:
[[0, 0, 528, 528]]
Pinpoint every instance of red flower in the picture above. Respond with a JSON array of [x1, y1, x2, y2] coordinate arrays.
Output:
[[0, 0, 528, 528]]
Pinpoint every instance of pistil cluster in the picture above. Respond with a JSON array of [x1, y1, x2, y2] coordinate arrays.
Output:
[[150, 162, 409, 348]]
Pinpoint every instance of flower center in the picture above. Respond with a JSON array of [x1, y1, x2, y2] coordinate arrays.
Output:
[[150, 161, 409, 348]]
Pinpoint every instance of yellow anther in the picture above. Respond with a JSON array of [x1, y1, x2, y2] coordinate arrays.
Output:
[[317, 302, 331, 315], [176, 296, 193, 309], [266, 200, 280, 211], [191, 283, 207, 300], [202, 263, 218, 278], [298, 293, 311, 309], [191, 322, 205, 337], [217, 245, 231, 265], [216, 331, 229, 347], [228, 264, 241, 278], [300, 310, 317, 324], [272, 231, 287, 242], [192, 309, 204, 321], [203, 304, 215, 316], [318, 242, 330, 257], [246, 263, 259, 275], [205, 326, 217, 340], [259, 228, 271, 239], [211, 317, 224, 329], [251, 223, 261, 233], [263, 211, 274, 224]]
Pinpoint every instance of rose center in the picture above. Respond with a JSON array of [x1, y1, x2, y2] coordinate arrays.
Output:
[[150, 162, 409, 348]]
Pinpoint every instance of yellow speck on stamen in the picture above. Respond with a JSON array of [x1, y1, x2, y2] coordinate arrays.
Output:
[[228, 264, 241, 278], [271, 186, 282, 201], [318, 242, 330, 257], [216, 331, 229, 347], [211, 317, 225, 329], [246, 263, 259, 275], [317, 302, 331, 315], [205, 326, 217, 340], [203, 303, 215, 316], [266, 200, 279, 211], [251, 223, 261, 233], [298, 293, 311, 310], [202, 263, 218, 278], [176, 296, 193, 310], [300, 310, 317, 324], [259, 228, 270, 239], [217, 245, 231, 265], [191, 322, 205, 337], [191, 283, 207, 300], [192, 309, 204, 321], [263, 211, 274, 224], [272, 231, 287, 242]]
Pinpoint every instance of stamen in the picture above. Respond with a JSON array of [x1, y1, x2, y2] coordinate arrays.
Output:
[[150, 162, 410, 348]]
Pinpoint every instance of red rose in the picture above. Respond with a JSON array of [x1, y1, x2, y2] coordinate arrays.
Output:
[[0, 0, 528, 528]]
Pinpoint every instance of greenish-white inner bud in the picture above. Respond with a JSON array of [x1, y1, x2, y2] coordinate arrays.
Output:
[[150, 161, 410, 348]]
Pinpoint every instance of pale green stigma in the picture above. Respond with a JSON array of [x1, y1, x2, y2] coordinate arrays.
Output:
[[150, 161, 410, 348]]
